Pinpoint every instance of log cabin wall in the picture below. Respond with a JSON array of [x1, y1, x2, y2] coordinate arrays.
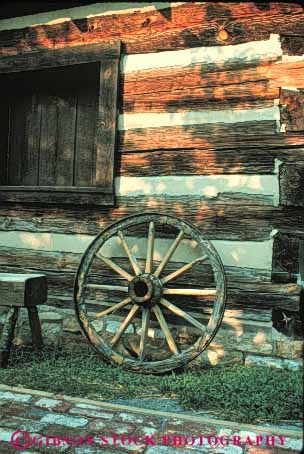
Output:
[[0, 2, 303, 368]]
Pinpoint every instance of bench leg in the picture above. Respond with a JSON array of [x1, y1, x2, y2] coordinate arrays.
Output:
[[27, 307, 44, 350], [0, 307, 19, 368]]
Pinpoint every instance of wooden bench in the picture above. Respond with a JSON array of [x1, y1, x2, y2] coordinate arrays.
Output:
[[0, 273, 47, 368]]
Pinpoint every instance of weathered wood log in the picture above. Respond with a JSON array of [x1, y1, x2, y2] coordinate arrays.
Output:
[[0, 195, 303, 240], [227, 282, 300, 311], [120, 60, 304, 114], [121, 82, 279, 113], [117, 149, 275, 176], [0, 249, 300, 313], [48, 290, 273, 324], [0, 42, 120, 73], [47, 289, 298, 328], [48, 281, 301, 315], [0, 3, 303, 56], [119, 130, 304, 152], [117, 147, 304, 177], [122, 61, 304, 97], [268, 61, 304, 89], [0, 188, 115, 205], [279, 164, 304, 207], [0, 195, 280, 240], [0, 247, 272, 283], [120, 121, 278, 144], [274, 148, 304, 164], [80, 284, 301, 314], [122, 65, 270, 98]]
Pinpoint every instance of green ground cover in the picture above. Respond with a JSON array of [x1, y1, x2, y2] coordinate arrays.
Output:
[[0, 346, 302, 424]]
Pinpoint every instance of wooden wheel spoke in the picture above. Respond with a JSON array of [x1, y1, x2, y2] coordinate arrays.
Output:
[[152, 305, 179, 355], [154, 230, 184, 278], [160, 297, 206, 332], [90, 297, 131, 321], [139, 308, 150, 361], [161, 255, 208, 284], [111, 304, 140, 347], [86, 284, 128, 293], [75, 213, 227, 374], [118, 230, 142, 275], [163, 288, 216, 296], [96, 252, 133, 281], [145, 221, 155, 273]]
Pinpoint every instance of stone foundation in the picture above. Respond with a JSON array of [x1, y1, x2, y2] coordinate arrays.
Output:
[[0, 305, 302, 371]]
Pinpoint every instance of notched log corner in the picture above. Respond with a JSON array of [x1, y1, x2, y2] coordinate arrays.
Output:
[[280, 88, 304, 132], [272, 231, 300, 282], [279, 163, 304, 207]]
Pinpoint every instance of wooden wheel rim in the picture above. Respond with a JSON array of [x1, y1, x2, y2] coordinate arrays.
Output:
[[74, 213, 227, 374]]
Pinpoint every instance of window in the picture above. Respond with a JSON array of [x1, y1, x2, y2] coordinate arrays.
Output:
[[0, 42, 120, 205]]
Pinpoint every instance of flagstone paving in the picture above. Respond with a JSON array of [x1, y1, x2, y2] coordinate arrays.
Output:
[[0, 386, 302, 453]]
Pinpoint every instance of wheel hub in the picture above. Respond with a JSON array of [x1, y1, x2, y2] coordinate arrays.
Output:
[[128, 273, 163, 307]]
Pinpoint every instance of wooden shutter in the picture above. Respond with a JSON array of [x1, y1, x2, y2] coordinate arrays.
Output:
[[0, 42, 120, 205]]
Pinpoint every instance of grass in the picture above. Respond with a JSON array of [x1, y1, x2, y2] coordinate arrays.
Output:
[[0, 345, 302, 425]]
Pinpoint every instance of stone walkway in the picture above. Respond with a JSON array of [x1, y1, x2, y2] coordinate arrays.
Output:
[[0, 385, 302, 454]]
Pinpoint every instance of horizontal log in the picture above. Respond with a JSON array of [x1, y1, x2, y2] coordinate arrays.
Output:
[[48, 285, 300, 316], [0, 194, 280, 240], [121, 60, 304, 115], [47, 292, 273, 324], [0, 248, 300, 313], [228, 282, 300, 312], [75, 284, 301, 314], [119, 130, 304, 153], [0, 248, 80, 273], [130, 12, 304, 55], [0, 42, 120, 74], [123, 99, 275, 114], [0, 247, 272, 283], [117, 149, 275, 176], [0, 195, 303, 240], [121, 81, 279, 114], [268, 61, 304, 89], [0, 3, 303, 55], [275, 148, 304, 164], [122, 61, 304, 97], [122, 64, 273, 97], [45, 282, 302, 314], [0, 189, 114, 205]]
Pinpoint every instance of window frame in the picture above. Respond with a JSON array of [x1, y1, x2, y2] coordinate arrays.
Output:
[[0, 41, 121, 206]]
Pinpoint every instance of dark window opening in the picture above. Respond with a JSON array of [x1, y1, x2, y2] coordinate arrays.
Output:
[[0, 42, 120, 205]]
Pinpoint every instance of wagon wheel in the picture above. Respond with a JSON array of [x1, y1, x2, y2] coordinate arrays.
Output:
[[74, 213, 227, 374]]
